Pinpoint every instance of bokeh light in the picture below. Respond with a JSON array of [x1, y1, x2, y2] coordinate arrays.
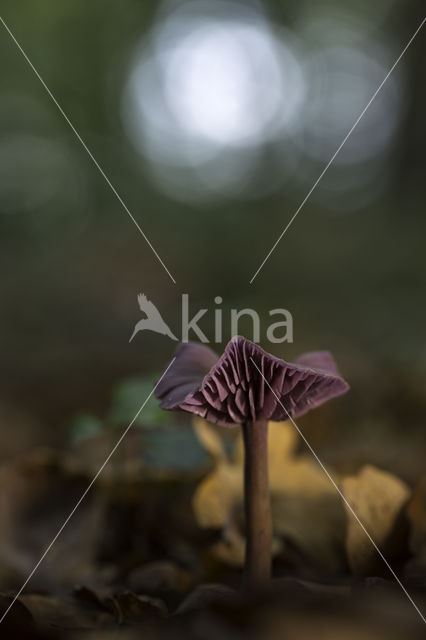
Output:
[[121, 2, 406, 209], [0, 93, 90, 233], [122, 0, 306, 201], [293, 12, 404, 211]]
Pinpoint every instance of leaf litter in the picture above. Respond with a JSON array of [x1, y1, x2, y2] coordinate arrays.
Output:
[[0, 400, 424, 637]]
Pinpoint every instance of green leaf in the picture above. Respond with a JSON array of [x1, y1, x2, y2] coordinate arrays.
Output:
[[108, 375, 174, 428], [70, 413, 103, 443]]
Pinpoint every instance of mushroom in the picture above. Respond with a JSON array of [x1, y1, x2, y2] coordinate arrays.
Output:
[[155, 336, 349, 592]]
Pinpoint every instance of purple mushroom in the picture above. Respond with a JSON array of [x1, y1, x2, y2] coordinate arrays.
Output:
[[155, 336, 349, 592]]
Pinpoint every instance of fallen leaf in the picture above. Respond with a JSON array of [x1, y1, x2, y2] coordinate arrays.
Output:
[[193, 420, 300, 532], [209, 527, 247, 568], [0, 594, 34, 636], [192, 463, 242, 530], [104, 592, 168, 624], [175, 583, 237, 614], [404, 476, 426, 586], [270, 457, 346, 572], [126, 560, 193, 596], [0, 448, 105, 591], [234, 420, 299, 467], [192, 419, 347, 572], [21, 593, 113, 631], [193, 417, 228, 464], [341, 465, 411, 576], [211, 524, 282, 568], [74, 586, 168, 627], [407, 476, 426, 559]]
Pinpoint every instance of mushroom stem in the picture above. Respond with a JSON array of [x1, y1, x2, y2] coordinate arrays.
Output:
[[242, 419, 272, 593]]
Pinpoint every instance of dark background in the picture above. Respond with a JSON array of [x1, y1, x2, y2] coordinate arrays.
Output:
[[0, 0, 425, 474]]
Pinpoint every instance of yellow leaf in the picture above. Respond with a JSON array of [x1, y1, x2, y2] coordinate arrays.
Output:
[[192, 419, 347, 571], [192, 463, 242, 529], [270, 457, 346, 572], [192, 417, 227, 464], [234, 420, 298, 466], [211, 524, 282, 567], [341, 464, 411, 576]]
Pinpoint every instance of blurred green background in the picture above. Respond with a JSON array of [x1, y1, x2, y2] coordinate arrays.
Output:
[[0, 0, 425, 468]]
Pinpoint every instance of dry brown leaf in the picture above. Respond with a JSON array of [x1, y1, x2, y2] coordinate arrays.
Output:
[[404, 476, 426, 582], [175, 584, 237, 614], [104, 592, 168, 623], [407, 476, 426, 558], [126, 560, 193, 595], [341, 465, 411, 576], [0, 448, 105, 591], [21, 593, 114, 631], [0, 594, 34, 636]]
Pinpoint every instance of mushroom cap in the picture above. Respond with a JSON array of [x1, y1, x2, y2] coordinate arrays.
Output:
[[155, 336, 349, 427]]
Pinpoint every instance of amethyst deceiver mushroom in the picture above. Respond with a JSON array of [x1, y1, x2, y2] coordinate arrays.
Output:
[[155, 336, 349, 592]]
